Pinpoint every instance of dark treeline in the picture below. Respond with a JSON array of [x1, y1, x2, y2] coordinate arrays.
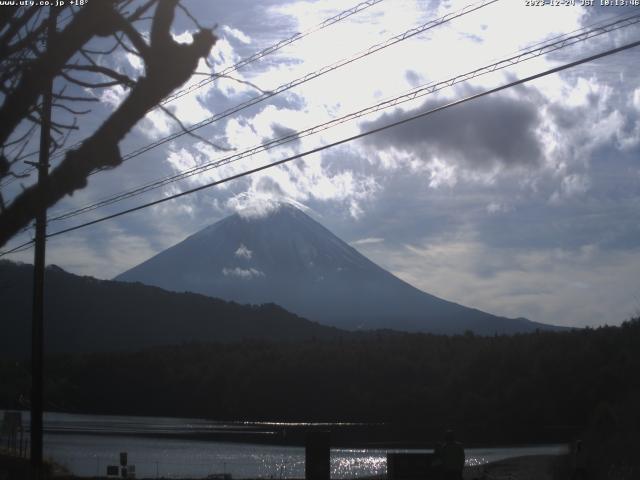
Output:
[[1, 319, 639, 447], [0, 261, 346, 358]]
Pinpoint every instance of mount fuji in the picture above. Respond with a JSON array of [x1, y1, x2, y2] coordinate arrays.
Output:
[[116, 203, 558, 334]]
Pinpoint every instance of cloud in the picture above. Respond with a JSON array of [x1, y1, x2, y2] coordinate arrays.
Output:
[[351, 237, 384, 246], [486, 202, 510, 214], [222, 25, 252, 45], [269, 123, 301, 144], [5, 0, 637, 333], [222, 267, 265, 279], [20, 227, 158, 280], [229, 195, 291, 219], [549, 173, 591, 204], [235, 244, 253, 259], [634, 88, 640, 111], [356, 232, 640, 328], [125, 53, 144, 74], [213, 137, 380, 220], [172, 30, 194, 44], [360, 88, 544, 173], [98, 85, 128, 110]]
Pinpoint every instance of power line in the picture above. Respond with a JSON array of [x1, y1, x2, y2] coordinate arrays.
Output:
[[94, 0, 500, 171], [163, 0, 387, 105], [2, 37, 639, 258], [0, 0, 386, 187], [0, 8, 97, 187], [1, 241, 35, 256], [5, 0, 499, 190], [0, 8, 75, 187], [45, 12, 640, 224], [518, 7, 637, 54]]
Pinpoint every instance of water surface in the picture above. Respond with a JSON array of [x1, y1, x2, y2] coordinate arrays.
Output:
[[3, 411, 569, 478]]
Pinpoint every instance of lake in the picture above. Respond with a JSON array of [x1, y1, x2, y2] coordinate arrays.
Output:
[[3, 411, 569, 478]]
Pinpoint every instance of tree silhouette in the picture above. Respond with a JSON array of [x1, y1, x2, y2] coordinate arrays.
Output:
[[0, 0, 218, 247]]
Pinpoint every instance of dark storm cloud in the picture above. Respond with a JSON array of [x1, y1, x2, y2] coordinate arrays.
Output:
[[360, 89, 544, 170], [549, 103, 586, 130], [582, 4, 639, 23], [269, 123, 301, 144]]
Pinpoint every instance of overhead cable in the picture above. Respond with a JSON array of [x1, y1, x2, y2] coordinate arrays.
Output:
[[46, 12, 640, 224], [100, 0, 500, 169], [0, 0, 386, 187], [3, 37, 639, 258]]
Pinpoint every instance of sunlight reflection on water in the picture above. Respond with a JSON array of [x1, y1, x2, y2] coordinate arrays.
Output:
[[13, 412, 569, 478], [43, 435, 568, 478], [331, 449, 387, 478]]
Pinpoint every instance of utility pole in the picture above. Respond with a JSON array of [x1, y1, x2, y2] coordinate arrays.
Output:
[[28, 6, 56, 478]]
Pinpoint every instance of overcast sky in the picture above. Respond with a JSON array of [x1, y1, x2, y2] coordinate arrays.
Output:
[[4, 0, 640, 328]]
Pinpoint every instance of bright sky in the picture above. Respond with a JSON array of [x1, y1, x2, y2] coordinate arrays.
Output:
[[3, 0, 640, 328]]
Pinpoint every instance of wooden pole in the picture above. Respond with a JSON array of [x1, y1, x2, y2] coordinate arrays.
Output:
[[30, 6, 56, 477]]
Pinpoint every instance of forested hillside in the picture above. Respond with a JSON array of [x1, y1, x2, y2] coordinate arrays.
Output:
[[1, 319, 638, 445], [0, 261, 346, 358]]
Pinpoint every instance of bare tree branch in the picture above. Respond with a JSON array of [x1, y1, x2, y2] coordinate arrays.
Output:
[[52, 103, 92, 116], [126, 0, 159, 23], [63, 64, 136, 88], [159, 105, 233, 152], [216, 73, 273, 94], [0, 7, 39, 56], [80, 42, 120, 58], [8, 126, 37, 163], [51, 118, 78, 155], [0, 1, 124, 147], [52, 94, 100, 103], [117, 16, 151, 61], [178, 2, 206, 31], [59, 71, 127, 90], [0, 0, 218, 247], [2, 123, 37, 149]]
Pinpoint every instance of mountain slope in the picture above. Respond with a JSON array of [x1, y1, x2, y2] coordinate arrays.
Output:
[[0, 260, 346, 359], [116, 203, 558, 334]]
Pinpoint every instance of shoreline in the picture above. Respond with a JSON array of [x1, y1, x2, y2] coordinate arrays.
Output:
[[1, 409, 578, 448], [38, 427, 571, 450], [464, 454, 569, 480], [2, 451, 571, 480]]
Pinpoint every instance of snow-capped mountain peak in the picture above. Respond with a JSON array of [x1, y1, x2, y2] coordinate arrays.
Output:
[[115, 204, 558, 334]]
